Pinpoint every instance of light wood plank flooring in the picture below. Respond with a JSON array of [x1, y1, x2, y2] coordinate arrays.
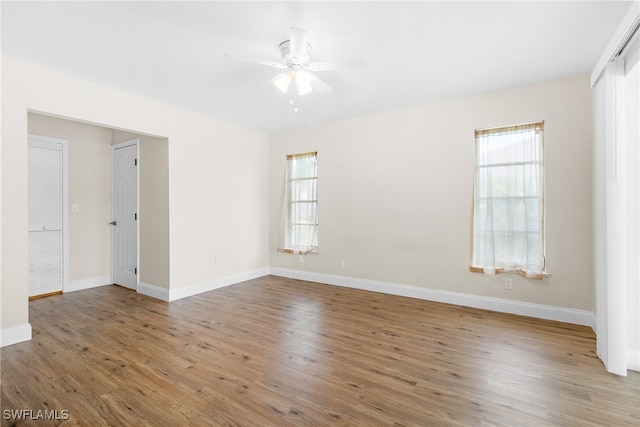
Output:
[[1, 276, 639, 426]]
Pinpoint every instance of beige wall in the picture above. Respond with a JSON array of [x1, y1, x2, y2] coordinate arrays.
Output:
[[269, 75, 594, 311], [28, 113, 112, 285], [1, 54, 592, 340], [113, 130, 170, 289], [1, 56, 270, 333]]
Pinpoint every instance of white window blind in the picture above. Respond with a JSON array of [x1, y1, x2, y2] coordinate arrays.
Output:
[[277, 151, 318, 254], [472, 122, 545, 279]]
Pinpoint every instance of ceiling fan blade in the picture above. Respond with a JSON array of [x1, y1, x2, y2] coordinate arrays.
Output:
[[255, 73, 283, 89], [224, 53, 286, 69], [309, 73, 332, 94], [307, 58, 365, 72], [256, 72, 294, 95], [289, 27, 309, 63]]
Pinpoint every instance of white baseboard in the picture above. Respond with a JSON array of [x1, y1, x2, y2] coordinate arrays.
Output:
[[628, 349, 640, 372], [589, 312, 598, 334], [168, 267, 270, 302], [1, 323, 32, 347], [269, 267, 596, 328], [65, 275, 110, 293], [138, 282, 170, 301]]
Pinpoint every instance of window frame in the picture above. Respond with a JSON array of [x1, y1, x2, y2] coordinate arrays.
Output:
[[278, 151, 318, 254], [471, 122, 546, 277]]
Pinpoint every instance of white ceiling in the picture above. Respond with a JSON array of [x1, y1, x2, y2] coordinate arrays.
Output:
[[1, 1, 633, 133]]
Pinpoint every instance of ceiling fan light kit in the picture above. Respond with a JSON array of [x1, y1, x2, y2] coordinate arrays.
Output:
[[275, 69, 313, 96]]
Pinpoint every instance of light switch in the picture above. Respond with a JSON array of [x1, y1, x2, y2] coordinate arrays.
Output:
[[71, 203, 80, 213]]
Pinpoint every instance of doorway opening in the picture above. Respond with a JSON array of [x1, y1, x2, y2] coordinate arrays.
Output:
[[27, 113, 169, 302]]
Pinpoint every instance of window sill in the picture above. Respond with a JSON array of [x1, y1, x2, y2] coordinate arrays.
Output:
[[277, 248, 319, 255], [469, 266, 549, 279]]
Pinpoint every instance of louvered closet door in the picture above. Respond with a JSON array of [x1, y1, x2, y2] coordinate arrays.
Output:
[[28, 137, 64, 297]]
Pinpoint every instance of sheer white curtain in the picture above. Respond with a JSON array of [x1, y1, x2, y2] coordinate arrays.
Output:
[[277, 152, 318, 254], [473, 122, 544, 279]]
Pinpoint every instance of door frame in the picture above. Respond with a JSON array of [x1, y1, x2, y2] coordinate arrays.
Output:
[[28, 134, 69, 295], [111, 139, 140, 290]]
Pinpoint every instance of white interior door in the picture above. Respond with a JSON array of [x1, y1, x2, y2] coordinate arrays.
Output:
[[28, 135, 68, 297], [112, 141, 138, 290]]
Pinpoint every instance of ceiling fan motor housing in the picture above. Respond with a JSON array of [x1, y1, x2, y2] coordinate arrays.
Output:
[[279, 40, 312, 67]]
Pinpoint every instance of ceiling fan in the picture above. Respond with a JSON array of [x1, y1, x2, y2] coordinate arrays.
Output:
[[224, 27, 364, 99]]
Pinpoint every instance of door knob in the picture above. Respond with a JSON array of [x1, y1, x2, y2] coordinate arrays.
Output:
[[110, 221, 117, 226]]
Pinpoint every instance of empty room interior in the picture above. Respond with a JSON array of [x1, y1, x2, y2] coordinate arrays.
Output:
[[1, 1, 639, 426]]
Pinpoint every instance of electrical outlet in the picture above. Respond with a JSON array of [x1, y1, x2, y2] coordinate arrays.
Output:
[[298, 255, 304, 264], [339, 259, 345, 269], [215, 256, 221, 264], [504, 277, 513, 290]]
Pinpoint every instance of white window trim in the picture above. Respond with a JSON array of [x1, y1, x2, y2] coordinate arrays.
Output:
[[471, 122, 546, 279]]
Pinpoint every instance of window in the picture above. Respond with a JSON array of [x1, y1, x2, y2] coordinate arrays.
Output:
[[277, 151, 318, 254], [472, 122, 545, 279]]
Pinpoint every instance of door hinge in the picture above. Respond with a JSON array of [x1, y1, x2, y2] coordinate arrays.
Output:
[[135, 268, 137, 275], [135, 213, 137, 220], [135, 158, 138, 166]]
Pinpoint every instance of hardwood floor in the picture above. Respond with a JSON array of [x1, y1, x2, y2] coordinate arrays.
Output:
[[1, 276, 639, 426]]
